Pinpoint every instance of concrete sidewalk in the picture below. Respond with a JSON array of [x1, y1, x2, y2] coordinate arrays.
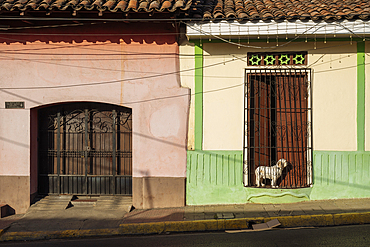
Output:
[[1, 197, 370, 242]]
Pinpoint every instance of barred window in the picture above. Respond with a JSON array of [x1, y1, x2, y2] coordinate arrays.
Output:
[[243, 69, 312, 188]]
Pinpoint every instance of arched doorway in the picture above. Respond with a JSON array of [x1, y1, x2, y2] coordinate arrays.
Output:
[[37, 102, 132, 195]]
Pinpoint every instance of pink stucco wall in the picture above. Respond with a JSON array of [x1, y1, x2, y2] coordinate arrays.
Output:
[[0, 23, 189, 197]]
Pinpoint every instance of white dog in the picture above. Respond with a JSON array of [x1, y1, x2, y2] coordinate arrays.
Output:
[[255, 159, 288, 188]]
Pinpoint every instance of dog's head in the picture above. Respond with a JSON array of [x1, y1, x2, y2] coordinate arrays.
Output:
[[277, 159, 288, 169]]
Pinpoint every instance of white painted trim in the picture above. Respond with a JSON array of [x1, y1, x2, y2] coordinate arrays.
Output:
[[186, 20, 370, 38]]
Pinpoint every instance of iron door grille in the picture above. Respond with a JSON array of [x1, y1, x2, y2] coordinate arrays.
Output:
[[244, 69, 312, 188], [38, 103, 132, 195]]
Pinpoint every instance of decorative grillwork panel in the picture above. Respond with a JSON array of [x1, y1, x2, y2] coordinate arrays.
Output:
[[38, 102, 132, 195], [244, 69, 312, 188], [247, 52, 308, 66]]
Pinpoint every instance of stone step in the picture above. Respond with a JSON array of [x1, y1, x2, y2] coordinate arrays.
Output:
[[28, 195, 73, 212], [97, 196, 132, 202], [70, 199, 97, 206], [96, 201, 132, 205], [33, 200, 68, 205], [40, 195, 73, 200], [27, 195, 132, 212], [95, 196, 132, 212]]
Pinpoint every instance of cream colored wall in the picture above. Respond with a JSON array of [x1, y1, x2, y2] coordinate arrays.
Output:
[[179, 42, 195, 150], [183, 41, 358, 151], [202, 43, 245, 150], [365, 41, 370, 151], [310, 42, 357, 151]]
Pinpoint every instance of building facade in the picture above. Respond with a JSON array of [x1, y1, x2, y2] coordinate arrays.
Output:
[[181, 2, 370, 205], [0, 2, 191, 214]]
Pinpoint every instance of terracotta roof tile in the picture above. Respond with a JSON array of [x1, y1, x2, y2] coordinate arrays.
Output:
[[0, 0, 192, 14], [186, 0, 370, 21], [0, 0, 369, 21]]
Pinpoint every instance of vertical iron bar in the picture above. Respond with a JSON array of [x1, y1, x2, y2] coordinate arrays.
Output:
[[268, 72, 272, 173], [264, 71, 268, 169], [290, 70, 298, 187], [100, 128, 102, 176], [268, 72, 271, 168], [249, 73, 253, 185], [272, 73, 277, 165], [251, 72, 256, 184], [84, 109, 88, 194], [243, 70, 248, 186], [62, 115, 66, 180], [117, 112, 121, 177], [112, 110, 117, 194], [90, 112, 94, 178], [280, 70, 287, 188], [287, 69, 295, 188], [57, 112, 61, 194], [300, 70, 308, 186], [257, 72, 261, 172], [297, 71, 304, 186], [309, 69, 313, 186]]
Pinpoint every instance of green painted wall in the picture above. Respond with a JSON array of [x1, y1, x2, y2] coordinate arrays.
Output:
[[310, 151, 370, 200], [357, 41, 366, 152], [186, 40, 370, 205], [187, 150, 370, 205], [187, 150, 313, 205], [194, 41, 203, 150]]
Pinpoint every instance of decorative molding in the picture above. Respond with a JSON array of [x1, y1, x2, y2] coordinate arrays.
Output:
[[246, 192, 310, 201]]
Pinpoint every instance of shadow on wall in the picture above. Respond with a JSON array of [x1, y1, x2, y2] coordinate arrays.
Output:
[[139, 170, 153, 209], [0, 204, 15, 218], [0, 22, 177, 45], [0, 89, 42, 105], [0, 136, 29, 149], [314, 176, 370, 191]]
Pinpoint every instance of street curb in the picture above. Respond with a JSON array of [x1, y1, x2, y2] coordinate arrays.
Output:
[[0, 229, 121, 242], [118, 212, 370, 234], [1, 212, 370, 242]]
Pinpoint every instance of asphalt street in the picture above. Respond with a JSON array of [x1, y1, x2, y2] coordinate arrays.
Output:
[[1, 224, 370, 247]]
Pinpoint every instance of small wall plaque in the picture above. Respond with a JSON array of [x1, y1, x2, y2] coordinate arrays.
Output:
[[5, 102, 25, 109]]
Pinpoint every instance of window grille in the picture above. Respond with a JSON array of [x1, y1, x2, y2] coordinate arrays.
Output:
[[247, 52, 308, 66], [244, 69, 312, 188]]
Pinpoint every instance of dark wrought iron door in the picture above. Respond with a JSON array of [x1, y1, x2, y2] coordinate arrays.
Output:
[[38, 103, 132, 195]]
